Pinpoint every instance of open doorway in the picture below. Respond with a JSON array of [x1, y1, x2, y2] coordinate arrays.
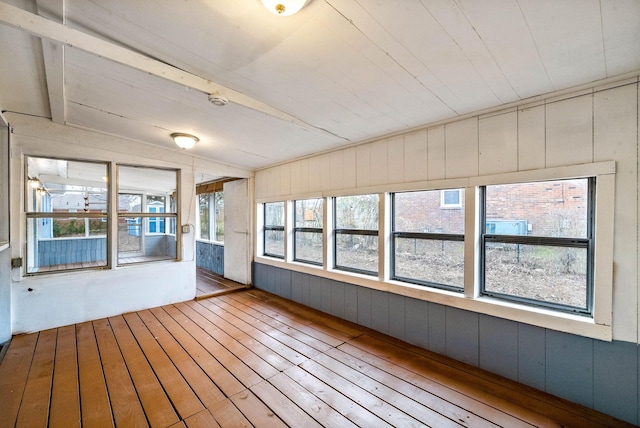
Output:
[[195, 177, 251, 298]]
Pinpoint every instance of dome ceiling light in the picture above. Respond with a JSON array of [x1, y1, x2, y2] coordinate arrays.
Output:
[[171, 133, 199, 150], [261, 0, 310, 16]]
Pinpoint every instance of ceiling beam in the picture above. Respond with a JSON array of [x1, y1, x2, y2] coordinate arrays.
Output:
[[0, 1, 346, 141], [36, 0, 65, 125]]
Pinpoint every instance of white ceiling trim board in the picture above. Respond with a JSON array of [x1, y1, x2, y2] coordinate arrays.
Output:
[[36, 0, 65, 125]]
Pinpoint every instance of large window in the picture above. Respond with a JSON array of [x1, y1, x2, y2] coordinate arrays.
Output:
[[334, 194, 379, 275], [255, 162, 613, 336], [198, 191, 224, 242], [117, 166, 178, 265], [393, 189, 465, 291], [25, 157, 108, 273], [482, 178, 593, 314], [264, 202, 285, 258], [294, 198, 323, 265]]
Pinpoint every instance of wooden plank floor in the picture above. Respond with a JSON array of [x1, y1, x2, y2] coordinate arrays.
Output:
[[0, 289, 633, 428], [195, 268, 246, 299]]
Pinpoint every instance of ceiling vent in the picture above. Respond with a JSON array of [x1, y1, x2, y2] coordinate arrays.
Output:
[[208, 93, 229, 107]]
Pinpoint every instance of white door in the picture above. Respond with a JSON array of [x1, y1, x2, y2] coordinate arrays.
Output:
[[223, 179, 251, 284]]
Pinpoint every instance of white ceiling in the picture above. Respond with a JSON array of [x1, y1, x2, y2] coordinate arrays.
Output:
[[1, 0, 639, 179]]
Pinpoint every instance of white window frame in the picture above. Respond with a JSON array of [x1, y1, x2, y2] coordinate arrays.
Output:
[[254, 161, 615, 341], [440, 189, 462, 208]]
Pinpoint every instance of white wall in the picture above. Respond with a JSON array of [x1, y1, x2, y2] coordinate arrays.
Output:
[[255, 77, 640, 344], [8, 114, 252, 334]]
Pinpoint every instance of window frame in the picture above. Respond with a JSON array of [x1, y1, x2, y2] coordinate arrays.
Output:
[[116, 165, 179, 266], [333, 194, 379, 276], [391, 190, 465, 292], [440, 188, 462, 208], [293, 198, 323, 266], [479, 178, 595, 315], [254, 161, 615, 340], [198, 191, 224, 243], [263, 201, 285, 259], [24, 156, 110, 274]]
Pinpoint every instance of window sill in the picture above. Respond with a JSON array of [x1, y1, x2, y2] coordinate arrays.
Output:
[[254, 257, 612, 342]]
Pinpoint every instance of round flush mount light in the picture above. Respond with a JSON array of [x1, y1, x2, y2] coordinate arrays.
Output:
[[171, 133, 199, 150], [261, 0, 310, 16]]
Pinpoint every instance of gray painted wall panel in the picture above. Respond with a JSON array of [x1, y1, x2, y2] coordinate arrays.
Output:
[[479, 315, 518, 381], [308, 275, 323, 310], [321, 278, 332, 314], [428, 302, 447, 355], [331, 281, 346, 319], [357, 286, 372, 328], [344, 282, 358, 323], [517, 323, 546, 391], [546, 330, 594, 408], [252, 263, 639, 424], [371, 289, 390, 335], [593, 339, 637, 423], [277, 268, 292, 300], [291, 271, 304, 304], [388, 293, 406, 341], [405, 297, 429, 349], [301, 273, 311, 307], [445, 307, 479, 367], [197, 241, 224, 275]]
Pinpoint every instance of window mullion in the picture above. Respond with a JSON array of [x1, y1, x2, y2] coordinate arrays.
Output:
[[464, 186, 480, 299], [380, 192, 390, 282]]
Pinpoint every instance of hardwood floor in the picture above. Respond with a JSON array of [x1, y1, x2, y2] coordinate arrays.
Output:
[[0, 289, 633, 428], [195, 268, 246, 299]]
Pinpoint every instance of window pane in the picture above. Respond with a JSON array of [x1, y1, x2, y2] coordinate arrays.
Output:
[[26, 217, 107, 273], [27, 157, 108, 213], [394, 238, 464, 289], [295, 231, 323, 264], [335, 195, 378, 229], [394, 190, 464, 234], [265, 202, 284, 226], [485, 179, 588, 238], [118, 193, 142, 213], [118, 166, 178, 264], [295, 199, 323, 228], [26, 157, 109, 273], [265, 230, 284, 257], [442, 189, 461, 206], [336, 233, 378, 274], [199, 194, 210, 240], [118, 217, 176, 264], [214, 191, 224, 242], [484, 244, 587, 309]]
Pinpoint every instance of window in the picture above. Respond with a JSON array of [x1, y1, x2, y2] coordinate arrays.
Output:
[[25, 157, 108, 273], [441, 189, 462, 208], [117, 166, 178, 265], [334, 194, 379, 275], [147, 196, 166, 234], [198, 191, 224, 242], [481, 178, 593, 314], [294, 198, 323, 265], [393, 189, 465, 291], [264, 202, 285, 258]]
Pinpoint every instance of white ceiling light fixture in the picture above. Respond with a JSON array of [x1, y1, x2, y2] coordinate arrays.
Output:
[[261, 0, 310, 16], [171, 133, 199, 150]]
